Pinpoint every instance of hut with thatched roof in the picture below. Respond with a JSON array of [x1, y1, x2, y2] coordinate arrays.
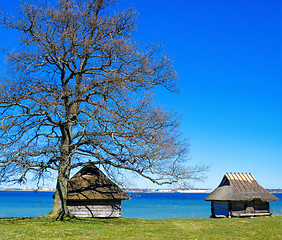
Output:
[[67, 165, 129, 218], [205, 173, 278, 218]]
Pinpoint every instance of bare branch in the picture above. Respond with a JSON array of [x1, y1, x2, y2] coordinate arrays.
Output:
[[0, 0, 206, 216]]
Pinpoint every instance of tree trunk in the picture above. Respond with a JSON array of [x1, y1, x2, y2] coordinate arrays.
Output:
[[48, 158, 71, 217], [48, 123, 72, 218]]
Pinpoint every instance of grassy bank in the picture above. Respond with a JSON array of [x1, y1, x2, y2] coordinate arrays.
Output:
[[0, 216, 281, 240]]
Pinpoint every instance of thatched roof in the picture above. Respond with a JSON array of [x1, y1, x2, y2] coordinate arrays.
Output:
[[67, 165, 129, 202], [205, 173, 278, 202]]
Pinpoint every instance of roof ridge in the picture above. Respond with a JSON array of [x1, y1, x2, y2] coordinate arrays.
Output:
[[244, 173, 255, 191], [226, 172, 242, 191], [235, 172, 249, 192], [225, 172, 266, 193]]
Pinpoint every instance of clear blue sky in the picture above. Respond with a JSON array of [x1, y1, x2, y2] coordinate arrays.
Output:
[[0, 0, 281, 189]]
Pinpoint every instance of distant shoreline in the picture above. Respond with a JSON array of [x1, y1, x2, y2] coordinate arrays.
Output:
[[0, 189, 55, 192], [1, 188, 281, 193]]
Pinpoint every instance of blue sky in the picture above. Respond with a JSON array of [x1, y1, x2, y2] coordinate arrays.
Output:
[[122, 0, 282, 189], [0, 0, 281, 189]]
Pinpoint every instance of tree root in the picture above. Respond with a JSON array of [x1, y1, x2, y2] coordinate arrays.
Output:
[[46, 211, 76, 221]]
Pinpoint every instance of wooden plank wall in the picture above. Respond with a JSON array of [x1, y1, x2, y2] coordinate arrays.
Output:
[[231, 202, 245, 214], [67, 202, 121, 218], [213, 201, 229, 216], [253, 202, 270, 213], [212, 200, 271, 217]]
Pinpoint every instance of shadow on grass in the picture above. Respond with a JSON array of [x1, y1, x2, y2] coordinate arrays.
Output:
[[0, 215, 131, 226]]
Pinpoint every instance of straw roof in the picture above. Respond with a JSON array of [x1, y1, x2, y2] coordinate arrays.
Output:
[[67, 165, 129, 202], [205, 173, 278, 202]]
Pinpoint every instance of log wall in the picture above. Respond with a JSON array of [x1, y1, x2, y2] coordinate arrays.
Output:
[[67, 201, 121, 218], [211, 200, 271, 217]]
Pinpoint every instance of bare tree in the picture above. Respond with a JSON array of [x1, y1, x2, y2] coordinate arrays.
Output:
[[0, 0, 205, 216]]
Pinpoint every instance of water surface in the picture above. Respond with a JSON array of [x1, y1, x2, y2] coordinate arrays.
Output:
[[0, 191, 281, 218]]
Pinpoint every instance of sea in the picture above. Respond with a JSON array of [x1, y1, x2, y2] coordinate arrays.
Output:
[[0, 191, 281, 218]]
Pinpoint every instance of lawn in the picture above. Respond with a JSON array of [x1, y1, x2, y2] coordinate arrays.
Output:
[[0, 216, 281, 240]]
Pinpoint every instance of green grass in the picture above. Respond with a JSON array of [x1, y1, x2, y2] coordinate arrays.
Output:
[[0, 216, 281, 240]]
